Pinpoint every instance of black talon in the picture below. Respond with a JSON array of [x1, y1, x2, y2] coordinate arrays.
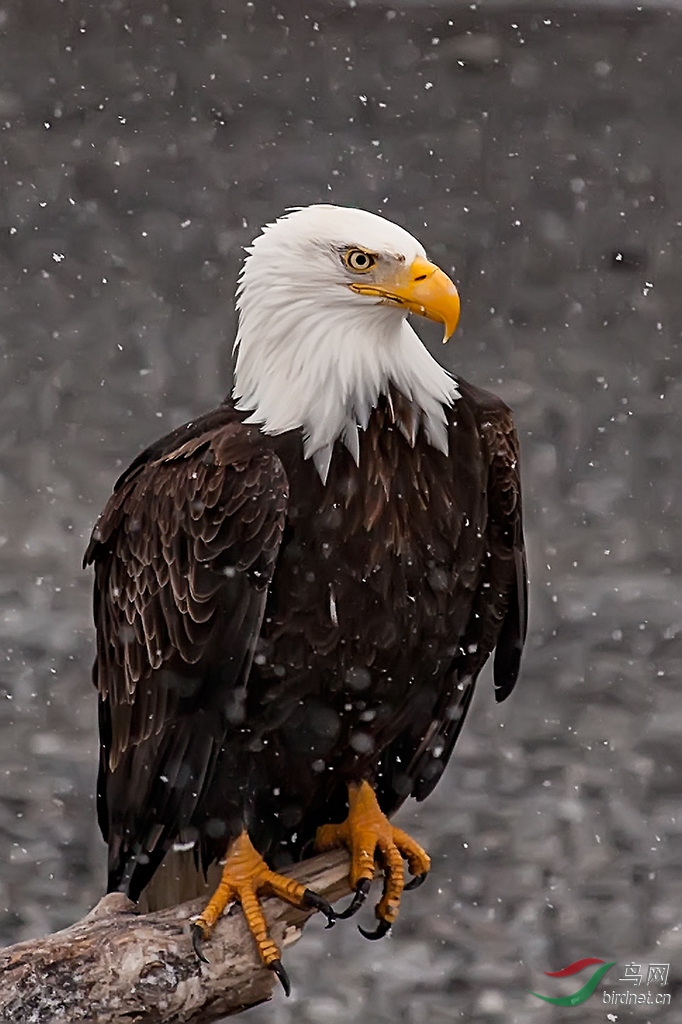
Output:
[[302, 888, 337, 929], [358, 919, 392, 941], [336, 878, 371, 920], [191, 923, 210, 964], [269, 958, 292, 997], [404, 871, 428, 891]]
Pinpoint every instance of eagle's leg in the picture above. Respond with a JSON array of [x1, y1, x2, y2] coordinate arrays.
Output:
[[191, 830, 335, 994], [315, 780, 431, 939]]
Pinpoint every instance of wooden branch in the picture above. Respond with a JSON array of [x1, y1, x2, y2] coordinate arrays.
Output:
[[0, 850, 352, 1024]]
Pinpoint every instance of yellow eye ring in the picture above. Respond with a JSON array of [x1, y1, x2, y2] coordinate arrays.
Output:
[[343, 248, 377, 273]]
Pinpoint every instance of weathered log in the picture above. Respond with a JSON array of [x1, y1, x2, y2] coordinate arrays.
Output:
[[0, 850, 352, 1024]]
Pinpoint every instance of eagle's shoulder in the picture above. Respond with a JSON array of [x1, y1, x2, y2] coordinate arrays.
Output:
[[450, 376, 516, 428], [84, 403, 286, 567], [447, 376, 520, 482]]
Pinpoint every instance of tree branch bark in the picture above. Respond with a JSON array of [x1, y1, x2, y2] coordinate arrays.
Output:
[[0, 850, 352, 1024]]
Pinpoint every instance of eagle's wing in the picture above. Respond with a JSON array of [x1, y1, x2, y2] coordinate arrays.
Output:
[[484, 400, 528, 702], [85, 415, 288, 894], [389, 389, 527, 804]]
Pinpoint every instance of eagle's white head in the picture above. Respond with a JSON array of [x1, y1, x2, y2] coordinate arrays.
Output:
[[233, 205, 461, 480]]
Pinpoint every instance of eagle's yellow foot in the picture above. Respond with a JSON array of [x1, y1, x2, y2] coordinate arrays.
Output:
[[315, 780, 431, 939], [191, 830, 335, 995]]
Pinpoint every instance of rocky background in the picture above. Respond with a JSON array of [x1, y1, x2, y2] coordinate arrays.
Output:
[[0, 1, 681, 1021]]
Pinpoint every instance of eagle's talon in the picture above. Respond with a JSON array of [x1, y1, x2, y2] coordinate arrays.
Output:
[[269, 958, 292, 997], [336, 877, 371, 920], [358, 919, 392, 941], [404, 871, 428, 891], [302, 887, 337, 928], [315, 782, 431, 936], [191, 922, 210, 964], [193, 831, 320, 987]]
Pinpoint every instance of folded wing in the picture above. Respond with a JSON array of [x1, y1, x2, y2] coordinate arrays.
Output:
[[85, 416, 289, 896]]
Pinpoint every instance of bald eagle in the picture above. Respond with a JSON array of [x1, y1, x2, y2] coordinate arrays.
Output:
[[86, 205, 527, 992]]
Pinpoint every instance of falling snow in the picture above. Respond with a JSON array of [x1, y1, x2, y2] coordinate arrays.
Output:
[[0, 3, 679, 1022]]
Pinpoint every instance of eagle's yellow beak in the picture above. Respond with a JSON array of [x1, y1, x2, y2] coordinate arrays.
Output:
[[348, 256, 460, 342]]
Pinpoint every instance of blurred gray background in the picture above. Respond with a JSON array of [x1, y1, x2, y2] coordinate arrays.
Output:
[[1, 1, 681, 1021]]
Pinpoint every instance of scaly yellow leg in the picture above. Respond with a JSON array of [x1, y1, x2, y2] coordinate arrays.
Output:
[[315, 781, 431, 938], [191, 831, 335, 994]]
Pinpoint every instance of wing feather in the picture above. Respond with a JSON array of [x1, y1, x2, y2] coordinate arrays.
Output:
[[382, 385, 527, 805], [86, 415, 288, 893], [88, 430, 287, 752]]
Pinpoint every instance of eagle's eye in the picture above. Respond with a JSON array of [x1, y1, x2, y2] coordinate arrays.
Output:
[[343, 248, 377, 273]]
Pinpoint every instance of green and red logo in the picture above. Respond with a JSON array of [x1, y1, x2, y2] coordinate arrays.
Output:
[[529, 958, 617, 1006]]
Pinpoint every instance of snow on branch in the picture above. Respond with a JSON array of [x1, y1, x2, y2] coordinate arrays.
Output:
[[0, 850, 351, 1024]]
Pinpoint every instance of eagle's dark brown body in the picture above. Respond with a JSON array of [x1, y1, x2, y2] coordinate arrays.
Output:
[[86, 379, 526, 901]]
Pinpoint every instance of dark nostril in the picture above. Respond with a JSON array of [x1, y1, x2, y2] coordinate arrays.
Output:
[[413, 274, 427, 282]]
